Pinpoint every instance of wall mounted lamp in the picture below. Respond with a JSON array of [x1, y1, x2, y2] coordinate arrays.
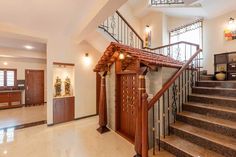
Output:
[[83, 53, 91, 66]]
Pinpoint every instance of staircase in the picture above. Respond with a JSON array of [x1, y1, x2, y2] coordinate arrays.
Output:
[[160, 80, 236, 157]]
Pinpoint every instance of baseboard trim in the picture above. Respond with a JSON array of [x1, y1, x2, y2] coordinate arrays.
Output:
[[47, 114, 98, 127], [74, 114, 98, 120], [1, 120, 47, 131]]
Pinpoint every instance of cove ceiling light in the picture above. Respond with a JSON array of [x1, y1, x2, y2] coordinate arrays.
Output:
[[24, 45, 34, 50]]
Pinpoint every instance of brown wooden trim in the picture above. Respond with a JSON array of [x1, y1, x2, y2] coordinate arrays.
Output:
[[116, 130, 135, 144], [116, 71, 137, 75], [53, 62, 75, 66], [48, 114, 98, 127], [0, 104, 23, 110], [74, 114, 97, 120]]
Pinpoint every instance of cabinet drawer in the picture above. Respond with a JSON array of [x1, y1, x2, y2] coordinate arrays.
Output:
[[228, 63, 236, 71], [228, 73, 236, 80]]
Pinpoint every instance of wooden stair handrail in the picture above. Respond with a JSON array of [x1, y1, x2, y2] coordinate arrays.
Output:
[[116, 11, 144, 44], [148, 48, 202, 110], [144, 41, 200, 51]]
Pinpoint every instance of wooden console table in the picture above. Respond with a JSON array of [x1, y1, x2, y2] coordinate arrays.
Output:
[[0, 90, 22, 109]]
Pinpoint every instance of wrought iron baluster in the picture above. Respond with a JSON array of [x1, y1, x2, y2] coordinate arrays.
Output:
[[152, 106, 155, 155], [163, 93, 165, 139], [167, 89, 170, 136], [178, 77, 180, 113], [172, 83, 177, 123]]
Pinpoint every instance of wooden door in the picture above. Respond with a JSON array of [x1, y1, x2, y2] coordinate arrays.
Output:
[[117, 74, 138, 142], [25, 70, 44, 106]]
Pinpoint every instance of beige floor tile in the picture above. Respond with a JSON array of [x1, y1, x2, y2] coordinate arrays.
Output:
[[0, 105, 46, 129]]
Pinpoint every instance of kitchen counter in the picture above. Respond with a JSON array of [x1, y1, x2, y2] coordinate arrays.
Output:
[[0, 90, 24, 93]]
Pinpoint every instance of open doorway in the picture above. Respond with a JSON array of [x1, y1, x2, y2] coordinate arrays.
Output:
[[0, 33, 47, 130]]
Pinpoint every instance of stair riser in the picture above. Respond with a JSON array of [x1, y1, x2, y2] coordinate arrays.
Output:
[[192, 88, 236, 97], [188, 95, 236, 108], [170, 127, 236, 157], [197, 82, 236, 88], [160, 140, 192, 157], [183, 104, 236, 121], [176, 114, 236, 138]]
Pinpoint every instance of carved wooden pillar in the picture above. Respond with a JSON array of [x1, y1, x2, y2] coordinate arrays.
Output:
[[97, 72, 110, 134], [134, 67, 148, 157]]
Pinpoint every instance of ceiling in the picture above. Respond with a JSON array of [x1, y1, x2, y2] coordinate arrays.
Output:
[[0, 36, 46, 52], [128, 0, 236, 18]]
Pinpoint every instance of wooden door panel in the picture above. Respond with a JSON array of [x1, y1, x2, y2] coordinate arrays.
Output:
[[117, 74, 138, 141], [25, 70, 44, 106]]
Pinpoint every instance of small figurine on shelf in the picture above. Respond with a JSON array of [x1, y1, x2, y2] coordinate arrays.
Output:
[[54, 76, 62, 97], [64, 76, 71, 96]]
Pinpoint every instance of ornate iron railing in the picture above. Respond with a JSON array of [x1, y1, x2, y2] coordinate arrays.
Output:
[[99, 11, 144, 49]]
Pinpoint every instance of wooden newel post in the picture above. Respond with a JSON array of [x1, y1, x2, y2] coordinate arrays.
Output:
[[142, 93, 149, 157], [134, 73, 147, 157], [97, 72, 110, 134]]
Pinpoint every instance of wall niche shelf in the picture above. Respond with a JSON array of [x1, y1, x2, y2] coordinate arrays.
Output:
[[53, 62, 75, 124], [214, 52, 236, 80]]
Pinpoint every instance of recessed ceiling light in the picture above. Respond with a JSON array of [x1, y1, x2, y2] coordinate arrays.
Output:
[[24, 45, 34, 50], [3, 62, 8, 66]]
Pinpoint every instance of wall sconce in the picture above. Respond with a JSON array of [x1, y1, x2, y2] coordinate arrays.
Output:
[[83, 53, 91, 66], [228, 17, 236, 31], [145, 25, 151, 48], [119, 51, 125, 60]]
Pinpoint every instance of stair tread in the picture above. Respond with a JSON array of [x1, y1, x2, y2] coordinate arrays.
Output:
[[178, 111, 236, 130], [171, 121, 236, 150], [193, 86, 236, 91], [184, 102, 236, 114], [161, 135, 224, 157], [189, 93, 236, 101]]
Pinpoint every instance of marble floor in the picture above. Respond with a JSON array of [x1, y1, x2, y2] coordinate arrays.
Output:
[[0, 116, 173, 157], [0, 105, 46, 129]]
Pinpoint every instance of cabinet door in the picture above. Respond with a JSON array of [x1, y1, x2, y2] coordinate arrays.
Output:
[[9, 92, 21, 106], [64, 97, 75, 122], [0, 93, 10, 108], [53, 98, 65, 124]]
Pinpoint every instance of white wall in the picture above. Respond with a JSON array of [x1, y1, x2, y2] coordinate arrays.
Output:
[[141, 12, 166, 48], [119, 3, 141, 35], [203, 11, 236, 74]]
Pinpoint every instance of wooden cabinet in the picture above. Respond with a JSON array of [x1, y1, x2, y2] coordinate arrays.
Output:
[[53, 96, 75, 124], [0, 91, 22, 109]]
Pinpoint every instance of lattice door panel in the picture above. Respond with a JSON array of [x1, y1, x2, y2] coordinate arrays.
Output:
[[118, 74, 138, 141]]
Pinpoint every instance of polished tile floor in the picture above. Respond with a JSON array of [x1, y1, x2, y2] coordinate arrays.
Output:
[[0, 105, 46, 129], [0, 116, 173, 157]]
